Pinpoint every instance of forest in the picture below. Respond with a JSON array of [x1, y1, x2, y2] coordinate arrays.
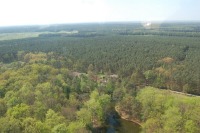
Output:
[[0, 22, 200, 132]]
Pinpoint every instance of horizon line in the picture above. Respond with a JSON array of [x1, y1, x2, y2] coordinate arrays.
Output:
[[1, 20, 200, 28]]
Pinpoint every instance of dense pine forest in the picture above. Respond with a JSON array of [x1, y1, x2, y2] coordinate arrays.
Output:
[[0, 22, 200, 132]]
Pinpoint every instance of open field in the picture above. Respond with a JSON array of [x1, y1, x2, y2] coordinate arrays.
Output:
[[0, 30, 79, 41]]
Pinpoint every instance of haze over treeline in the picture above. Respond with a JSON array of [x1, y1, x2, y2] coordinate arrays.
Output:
[[0, 0, 200, 26]]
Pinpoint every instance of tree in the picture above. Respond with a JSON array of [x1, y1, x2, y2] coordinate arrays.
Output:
[[17, 51, 26, 61], [136, 87, 157, 120], [33, 101, 48, 121], [22, 117, 50, 133], [112, 88, 125, 102], [45, 109, 67, 129], [67, 121, 87, 133], [77, 108, 92, 126], [118, 94, 141, 120], [144, 118, 163, 133], [0, 99, 7, 116], [130, 70, 146, 86], [52, 124, 68, 133], [7, 103, 30, 119], [184, 120, 198, 133], [87, 64, 94, 74], [77, 90, 111, 129], [144, 70, 156, 85], [105, 80, 115, 95], [162, 107, 183, 133], [4, 91, 21, 108], [87, 64, 95, 80], [17, 83, 35, 105], [0, 116, 21, 133]]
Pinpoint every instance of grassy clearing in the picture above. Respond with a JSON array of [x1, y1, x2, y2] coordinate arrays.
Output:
[[0, 31, 78, 41], [0, 32, 40, 41]]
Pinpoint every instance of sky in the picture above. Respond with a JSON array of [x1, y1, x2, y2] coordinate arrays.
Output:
[[0, 0, 200, 26]]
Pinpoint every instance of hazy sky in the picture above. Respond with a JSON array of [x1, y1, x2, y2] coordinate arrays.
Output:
[[0, 0, 199, 26]]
